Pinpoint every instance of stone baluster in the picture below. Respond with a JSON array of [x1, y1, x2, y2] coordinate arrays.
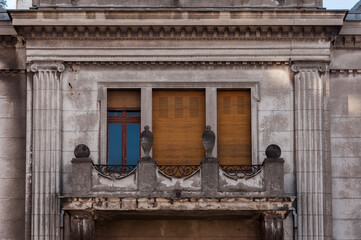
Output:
[[30, 62, 65, 240], [291, 62, 332, 239]]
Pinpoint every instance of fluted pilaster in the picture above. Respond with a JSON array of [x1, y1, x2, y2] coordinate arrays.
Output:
[[30, 62, 65, 240], [292, 62, 331, 240]]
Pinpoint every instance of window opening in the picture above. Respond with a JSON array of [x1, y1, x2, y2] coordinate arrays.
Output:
[[217, 90, 252, 165], [107, 90, 141, 165], [153, 89, 205, 165]]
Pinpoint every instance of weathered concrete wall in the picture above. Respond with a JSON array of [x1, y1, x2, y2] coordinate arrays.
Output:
[[95, 218, 260, 240], [0, 72, 26, 239], [33, 0, 323, 8], [330, 71, 361, 240]]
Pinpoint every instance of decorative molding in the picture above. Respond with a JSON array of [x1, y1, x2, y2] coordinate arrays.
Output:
[[29, 62, 65, 73], [333, 35, 361, 49], [92, 164, 138, 180], [17, 25, 339, 41], [219, 165, 263, 180], [156, 165, 201, 179], [66, 60, 290, 66], [330, 69, 361, 74], [62, 197, 294, 212], [0, 69, 26, 74], [291, 62, 328, 73]]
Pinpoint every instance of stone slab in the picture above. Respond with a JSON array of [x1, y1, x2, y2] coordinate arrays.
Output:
[[331, 118, 361, 138], [331, 158, 361, 178], [333, 220, 361, 240], [0, 219, 25, 239], [0, 138, 26, 158], [331, 50, 361, 70], [0, 98, 26, 118], [333, 199, 361, 220], [332, 178, 361, 199], [0, 157, 25, 179], [0, 118, 25, 138], [0, 178, 25, 199], [331, 138, 361, 158], [0, 199, 25, 220]]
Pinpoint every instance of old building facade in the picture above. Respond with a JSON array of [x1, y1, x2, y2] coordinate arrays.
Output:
[[0, 0, 360, 239]]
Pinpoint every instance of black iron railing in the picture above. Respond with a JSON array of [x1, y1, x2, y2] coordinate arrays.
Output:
[[157, 165, 200, 178], [93, 164, 137, 179], [92, 164, 263, 179], [220, 165, 263, 179]]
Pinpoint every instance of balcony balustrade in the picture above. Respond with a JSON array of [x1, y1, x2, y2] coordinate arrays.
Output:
[[69, 126, 285, 198]]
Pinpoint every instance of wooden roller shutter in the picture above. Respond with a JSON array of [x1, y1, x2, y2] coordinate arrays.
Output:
[[217, 90, 251, 165], [153, 90, 205, 165], [108, 90, 140, 109]]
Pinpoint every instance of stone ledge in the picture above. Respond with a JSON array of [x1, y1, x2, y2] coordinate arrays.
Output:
[[10, 11, 345, 27], [61, 196, 294, 213], [33, 0, 323, 8]]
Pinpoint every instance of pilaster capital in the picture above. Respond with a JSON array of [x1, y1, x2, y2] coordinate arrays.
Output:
[[29, 61, 65, 73], [261, 211, 285, 219], [291, 62, 328, 73]]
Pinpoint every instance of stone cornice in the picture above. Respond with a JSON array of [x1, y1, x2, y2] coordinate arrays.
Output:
[[29, 61, 65, 72], [333, 35, 361, 49], [16, 25, 339, 41], [9, 10, 346, 27]]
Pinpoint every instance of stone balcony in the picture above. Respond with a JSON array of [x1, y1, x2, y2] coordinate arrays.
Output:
[[62, 128, 294, 239], [68, 154, 285, 199]]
